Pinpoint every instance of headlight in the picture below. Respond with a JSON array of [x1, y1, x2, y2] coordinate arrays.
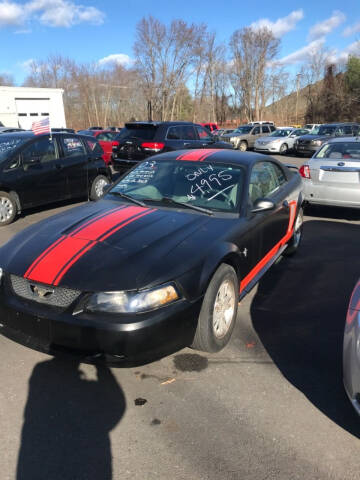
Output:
[[85, 284, 179, 313], [311, 140, 322, 146], [0, 268, 3, 283]]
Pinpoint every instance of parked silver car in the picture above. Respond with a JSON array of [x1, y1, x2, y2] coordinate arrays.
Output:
[[254, 128, 309, 154], [343, 278, 360, 415], [300, 138, 360, 209]]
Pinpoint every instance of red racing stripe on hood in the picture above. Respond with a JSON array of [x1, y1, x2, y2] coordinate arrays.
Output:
[[24, 206, 155, 286], [176, 149, 219, 162]]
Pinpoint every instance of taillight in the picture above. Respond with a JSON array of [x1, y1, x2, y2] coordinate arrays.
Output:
[[111, 141, 119, 146], [299, 164, 311, 179], [141, 142, 165, 152]]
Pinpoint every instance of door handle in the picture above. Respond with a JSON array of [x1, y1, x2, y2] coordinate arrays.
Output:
[[282, 200, 289, 209], [184, 143, 191, 146]]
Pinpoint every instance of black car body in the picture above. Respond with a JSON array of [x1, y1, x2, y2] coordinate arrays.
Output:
[[0, 149, 303, 363], [0, 132, 111, 225], [112, 121, 233, 173], [295, 122, 360, 156]]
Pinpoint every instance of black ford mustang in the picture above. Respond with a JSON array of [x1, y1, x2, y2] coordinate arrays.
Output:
[[0, 149, 303, 362]]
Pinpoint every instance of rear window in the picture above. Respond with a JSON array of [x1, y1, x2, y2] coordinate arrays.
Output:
[[117, 125, 156, 141], [318, 126, 336, 136], [0, 136, 30, 161], [315, 142, 360, 160], [77, 130, 95, 136]]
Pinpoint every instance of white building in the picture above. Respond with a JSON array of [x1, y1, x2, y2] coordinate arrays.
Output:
[[0, 86, 66, 130]]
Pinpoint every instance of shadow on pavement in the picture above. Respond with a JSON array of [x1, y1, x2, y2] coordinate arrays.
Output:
[[304, 204, 360, 222], [16, 357, 125, 480], [250, 219, 360, 438]]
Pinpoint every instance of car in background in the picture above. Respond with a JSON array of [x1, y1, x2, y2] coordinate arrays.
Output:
[[0, 127, 25, 133], [199, 123, 219, 134], [248, 121, 275, 126], [295, 123, 360, 156], [255, 127, 310, 154], [300, 138, 360, 209], [343, 278, 360, 415], [303, 123, 321, 132], [214, 129, 234, 137], [51, 128, 75, 134], [112, 121, 232, 173], [221, 124, 275, 151], [0, 132, 111, 225], [0, 148, 303, 362], [77, 129, 119, 164]]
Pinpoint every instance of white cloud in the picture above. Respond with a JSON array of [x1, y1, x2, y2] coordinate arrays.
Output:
[[0, 1, 23, 26], [0, 0, 105, 29], [343, 21, 360, 37], [309, 11, 346, 40], [250, 9, 304, 37], [20, 58, 35, 72], [99, 54, 134, 67], [332, 41, 360, 63], [277, 38, 326, 65]]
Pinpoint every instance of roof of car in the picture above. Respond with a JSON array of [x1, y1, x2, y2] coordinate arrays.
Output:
[[321, 122, 359, 127], [125, 121, 195, 127], [153, 148, 285, 167], [327, 136, 360, 143]]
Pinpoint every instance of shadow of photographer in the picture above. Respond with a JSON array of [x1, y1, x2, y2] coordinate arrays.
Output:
[[17, 357, 125, 480]]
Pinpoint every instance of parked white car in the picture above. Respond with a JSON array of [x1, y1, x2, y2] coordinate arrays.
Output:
[[300, 137, 360, 208], [254, 128, 309, 154], [303, 123, 321, 132]]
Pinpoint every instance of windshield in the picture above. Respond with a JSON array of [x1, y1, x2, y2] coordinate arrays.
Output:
[[315, 142, 360, 160], [108, 159, 244, 214], [233, 126, 252, 134], [318, 126, 336, 136], [269, 129, 293, 137], [116, 125, 156, 141], [0, 136, 29, 161]]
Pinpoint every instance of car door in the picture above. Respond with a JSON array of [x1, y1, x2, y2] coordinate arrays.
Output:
[[59, 135, 88, 198], [165, 126, 192, 151], [95, 132, 115, 163], [194, 125, 216, 148], [248, 126, 261, 147], [17, 136, 68, 208], [249, 161, 290, 260]]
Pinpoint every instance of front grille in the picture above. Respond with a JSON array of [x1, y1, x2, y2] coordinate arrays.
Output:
[[10, 275, 81, 308], [298, 139, 311, 145]]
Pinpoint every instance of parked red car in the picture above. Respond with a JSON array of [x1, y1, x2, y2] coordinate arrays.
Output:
[[199, 123, 219, 134], [77, 130, 119, 164]]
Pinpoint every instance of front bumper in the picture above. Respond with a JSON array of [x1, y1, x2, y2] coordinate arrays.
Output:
[[295, 144, 319, 155], [343, 309, 360, 415], [0, 278, 202, 363], [254, 143, 281, 153]]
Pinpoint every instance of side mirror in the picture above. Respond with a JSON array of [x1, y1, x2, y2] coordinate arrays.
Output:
[[251, 198, 275, 213]]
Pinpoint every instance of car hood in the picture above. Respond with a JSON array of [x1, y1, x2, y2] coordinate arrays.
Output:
[[256, 136, 279, 143], [298, 134, 332, 142], [0, 199, 228, 292]]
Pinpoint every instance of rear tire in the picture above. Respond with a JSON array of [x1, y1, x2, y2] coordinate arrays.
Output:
[[283, 207, 303, 256], [90, 175, 110, 201], [0, 191, 17, 226], [280, 143, 288, 154], [191, 264, 239, 353]]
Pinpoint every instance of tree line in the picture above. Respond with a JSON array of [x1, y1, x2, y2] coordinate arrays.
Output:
[[2, 16, 359, 129]]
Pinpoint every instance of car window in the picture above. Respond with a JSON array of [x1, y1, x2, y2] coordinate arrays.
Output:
[[270, 126, 276, 131], [0, 136, 29, 162], [85, 138, 104, 156], [352, 125, 360, 135], [166, 126, 182, 140], [97, 132, 114, 141], [249, 162, 282, 203], [21, 137, 58, 164], [117, 126, 156, 141], [252, 127, 261, 135], [62, 136, 86, 158], [110, 159, 245, 214], [182, 126, 197, 140], [315, 142, 360, 160], [262, 126, 270, 133], [196, 126, 212, 140]]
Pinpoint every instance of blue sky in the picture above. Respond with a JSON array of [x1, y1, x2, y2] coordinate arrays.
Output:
[[0, 0, 359, 84]]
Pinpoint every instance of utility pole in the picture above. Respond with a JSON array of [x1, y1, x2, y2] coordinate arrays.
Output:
[[295, 73, 302, 125]]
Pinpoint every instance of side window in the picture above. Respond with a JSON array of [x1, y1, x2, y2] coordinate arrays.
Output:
[[97, 133, 112, 141], [252, 127, 261, 135], [195, 125, 212, 140], [352, 125, 360, 135], [182, 126, 197, 140], [86, 138, 103, 156], [269, 163, 286, 186], [22, 137, 58, 165], [249, 162, 281, 203], [166, 126, 182, 140], [270, 125, 276, 132], [342, 125, 353, 135], [262, 126, 270, 133], [62, 136, 86, 158]]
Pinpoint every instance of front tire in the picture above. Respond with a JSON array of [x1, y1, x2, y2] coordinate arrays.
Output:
[[191, 264, 239, 353], [238, 141, 248, 152], [90, 175, 110, 201], [0, 192, 17, 226], [283, 207, 303, 256], [280, 143, 288, 154]]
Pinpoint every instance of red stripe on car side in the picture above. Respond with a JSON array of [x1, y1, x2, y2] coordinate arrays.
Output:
[[25, 206, 155, 285], [240, 201, 297, 292], [176, 149, 219, 162]]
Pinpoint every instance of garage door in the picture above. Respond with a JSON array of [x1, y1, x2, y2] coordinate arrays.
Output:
[[15, 98, 50, 130]]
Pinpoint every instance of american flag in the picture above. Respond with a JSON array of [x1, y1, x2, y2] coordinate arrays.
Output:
[[31, 117, 50, 135]]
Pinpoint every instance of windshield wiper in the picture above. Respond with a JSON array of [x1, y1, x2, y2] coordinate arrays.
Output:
[[159, 197, 213, 216], [109, 191, 147, 207]]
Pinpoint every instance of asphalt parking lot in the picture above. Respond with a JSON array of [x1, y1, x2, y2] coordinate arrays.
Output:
[[1, 153, 360, 480]]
